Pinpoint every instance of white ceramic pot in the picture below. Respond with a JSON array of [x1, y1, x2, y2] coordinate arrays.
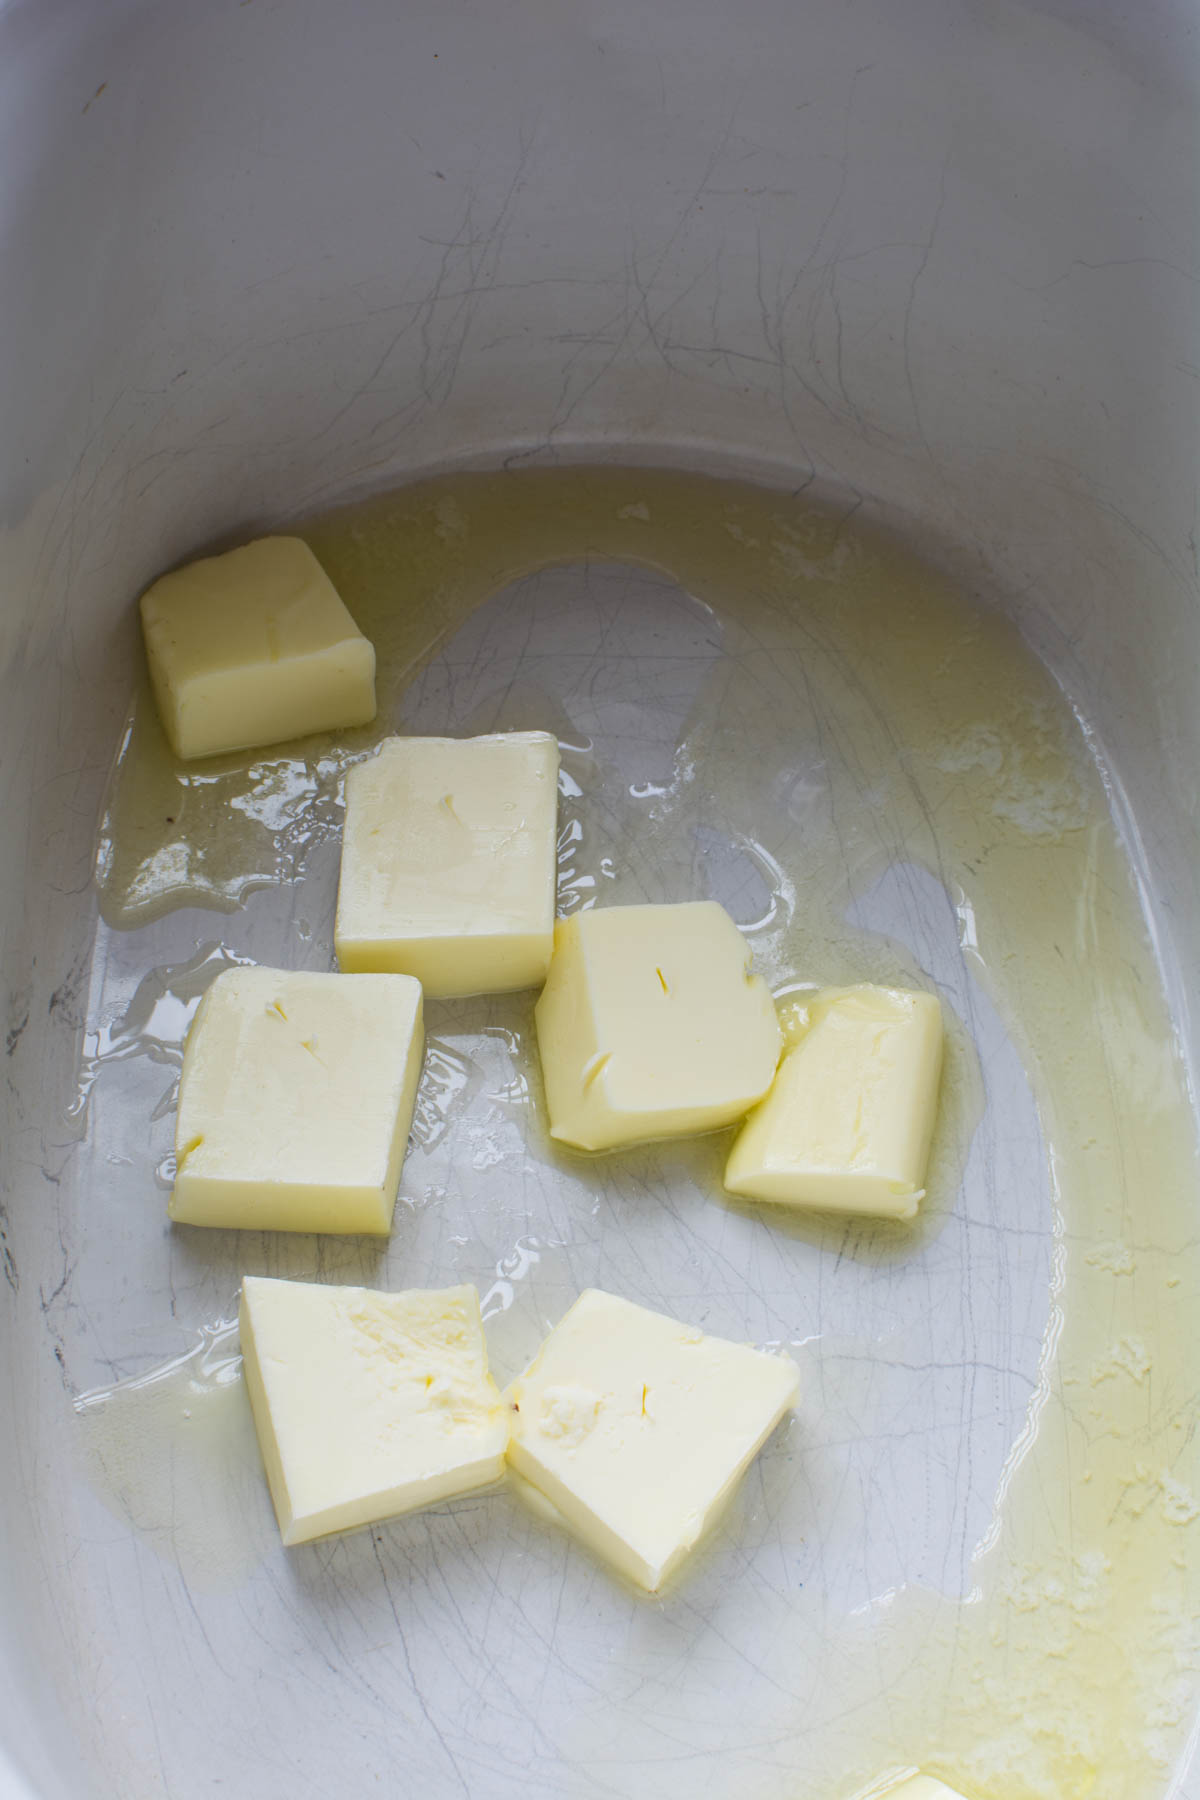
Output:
[[1, 4, 1195, 1797]]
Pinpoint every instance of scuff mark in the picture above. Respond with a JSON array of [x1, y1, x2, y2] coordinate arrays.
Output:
[[5, 1010, 28, 1057]]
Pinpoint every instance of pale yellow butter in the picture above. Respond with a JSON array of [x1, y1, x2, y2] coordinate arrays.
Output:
[[506, 1288, 799, 1592], [335, 731, 559, 997], [169, 966, 423, 1234], [872, 1778, 974, 1800], [534, 901, 781, 1152], [139, 536, 376, 760], [239, 1278, 508, 1546], [724, 984, 943, 1219]]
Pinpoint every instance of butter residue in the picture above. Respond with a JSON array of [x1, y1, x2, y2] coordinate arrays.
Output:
[[74, 1320, 274, 1588]]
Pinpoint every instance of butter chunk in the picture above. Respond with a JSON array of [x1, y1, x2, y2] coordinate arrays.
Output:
[[507, 1289, 799, 1591], [873, 1779, 973, 1800], [240, 1278, 508, 1546], [169, 966, 423, 1234], [335, 732, 559, 997], [725, 984, 943, 1219], [139, 536, 376, 760], [534, 901, 780, 1151]]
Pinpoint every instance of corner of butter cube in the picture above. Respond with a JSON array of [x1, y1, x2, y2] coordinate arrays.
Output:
[[506, 1288, 799, 1591], [724, 983, 943, 1219], [139, 535, 376, 760], [335, 731, 560, 998], [533, 900, 781, 1152], [862, 1776, 976, 1800], [239, 1278, 509, 1545], [169, 966, 423, 1235]]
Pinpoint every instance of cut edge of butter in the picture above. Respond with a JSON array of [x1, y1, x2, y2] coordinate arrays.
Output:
[[534, 901, 782, 1152], [724, 983, 943, 1220], [847, 1774, 977, 1800], [168, 967, 424, 1235], [139, 535, 377, 761], [239, 1277, 510, 1546], [334, 731, 559, 997], [504, 1288, 800, 1593]]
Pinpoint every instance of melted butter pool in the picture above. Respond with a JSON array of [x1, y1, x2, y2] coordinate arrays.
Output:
[[78, 467, 1200, 1800]]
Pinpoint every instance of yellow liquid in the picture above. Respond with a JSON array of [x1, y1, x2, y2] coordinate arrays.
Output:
[[87, 467, 1200, 1800]]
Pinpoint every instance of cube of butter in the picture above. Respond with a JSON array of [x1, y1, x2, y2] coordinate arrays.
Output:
[[139, 535, 376, 760], [534, 901, 781, 1151], [507, 1289, 799, 1591], [724, 984, 943, 1219], [169, 966, 423, 1234], [335, 731, 560, 998], [878, 1780, 973, 1800], [240, 1277, 509, 1545]]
